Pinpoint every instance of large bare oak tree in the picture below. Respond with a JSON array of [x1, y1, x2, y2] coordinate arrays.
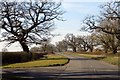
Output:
[[81, 1, 120, 54], [0, 1, 64, 53], [82, 1, 120, 40]]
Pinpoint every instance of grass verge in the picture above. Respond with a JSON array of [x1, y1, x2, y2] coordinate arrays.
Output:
[[2, 54, 69, 68], [64, 52, 119, 66], [102, 56, 119, 65]]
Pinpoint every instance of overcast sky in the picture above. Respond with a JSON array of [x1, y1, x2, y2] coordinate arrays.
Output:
[[0, 0, 114, 51]]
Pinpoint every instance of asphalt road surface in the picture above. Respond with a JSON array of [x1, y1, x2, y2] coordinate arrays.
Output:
[[2, 53, 120, 80]]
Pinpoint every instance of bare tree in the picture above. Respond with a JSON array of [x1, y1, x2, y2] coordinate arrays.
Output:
[[81, 1, 120, 40], [78, 34, 99, 52], [64, 34, 80, 52], [0, 1, 64, 53], [82, 16, 120, 54], [96, 33, 110, 53], [96, 32, 119, 54], [30, 47, 40, 52], [40, 43, 56, 53], [56, 40, 68, 52], [75, 36, 88, 52]]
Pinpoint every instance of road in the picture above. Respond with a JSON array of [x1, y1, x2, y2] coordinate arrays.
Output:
[[2, 53, 119, 80], [59, 53, 119, 80]]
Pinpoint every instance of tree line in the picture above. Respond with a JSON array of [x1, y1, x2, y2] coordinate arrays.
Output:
[[31, 30, 119, 54], [56, 33, 119, 54]]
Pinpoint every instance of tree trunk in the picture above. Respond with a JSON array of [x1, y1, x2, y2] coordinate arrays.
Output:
[[112, 48, 117, 54], [20, 42, 29, 53], [89, 46, 93, 52], [20, 42, 33, 60], [73, 47, 76, 52], [105, 49, 108, 53]]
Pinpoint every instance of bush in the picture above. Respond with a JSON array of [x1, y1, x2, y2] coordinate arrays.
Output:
[[2, 52, 47, 65], [2, 52, 29, 65], [32, 52, 47, 60]]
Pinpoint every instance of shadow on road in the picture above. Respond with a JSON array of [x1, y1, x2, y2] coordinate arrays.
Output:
[[2, 69, 119, 80], [70, 58, 92, 60]]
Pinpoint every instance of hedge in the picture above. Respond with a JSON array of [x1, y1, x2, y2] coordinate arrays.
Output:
[[2, 52, 47, 65]]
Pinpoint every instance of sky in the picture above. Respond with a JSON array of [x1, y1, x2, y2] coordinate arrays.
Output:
[[51, 1, 103, 44], [0, 0, 115, 51]]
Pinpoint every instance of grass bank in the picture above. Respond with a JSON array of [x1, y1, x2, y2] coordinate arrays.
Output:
[[2, 54, 69, 68], [64, 52, 119, 66]]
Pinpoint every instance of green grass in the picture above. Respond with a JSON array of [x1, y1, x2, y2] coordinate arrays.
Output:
[[64, 52, 119, 65], [102, 56, 119, 65], [2, 54, 69, 68], [78, 54, 119, 65]]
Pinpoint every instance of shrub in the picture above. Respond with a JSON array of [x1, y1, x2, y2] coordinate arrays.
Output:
[[2, 52, 29, 65], [2, 52, 47, 65], [31, 52, 47, 60]]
